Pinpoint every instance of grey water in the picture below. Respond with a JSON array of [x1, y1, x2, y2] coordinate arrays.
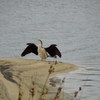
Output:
[[0, 0, 100, 100]]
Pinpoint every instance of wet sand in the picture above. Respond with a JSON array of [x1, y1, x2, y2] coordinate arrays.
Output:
[[0, 57, 78, 100]]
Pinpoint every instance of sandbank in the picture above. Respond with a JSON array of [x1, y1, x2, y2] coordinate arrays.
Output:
[[0, 57, 78, 100]]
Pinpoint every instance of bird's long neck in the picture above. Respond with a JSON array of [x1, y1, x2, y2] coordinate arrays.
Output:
[[38, 40, 43, 47]]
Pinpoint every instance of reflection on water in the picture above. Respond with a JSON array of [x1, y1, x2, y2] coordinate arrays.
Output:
[[0, 0, 100, 100]]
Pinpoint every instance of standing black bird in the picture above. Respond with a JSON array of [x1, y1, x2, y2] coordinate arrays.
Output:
[[21, 40, 61, 60]]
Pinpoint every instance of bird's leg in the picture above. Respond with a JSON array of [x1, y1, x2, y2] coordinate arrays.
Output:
[[54, 60, 58, 65], [41, 58, 46, 61], [55, 60, 57, 65], [54, 56, 58, 65]]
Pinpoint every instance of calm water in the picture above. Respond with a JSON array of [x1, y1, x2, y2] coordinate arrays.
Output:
[[0, 0, 100, 100]]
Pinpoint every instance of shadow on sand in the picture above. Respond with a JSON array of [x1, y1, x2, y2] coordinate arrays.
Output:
[[0, 61, 18, 85]]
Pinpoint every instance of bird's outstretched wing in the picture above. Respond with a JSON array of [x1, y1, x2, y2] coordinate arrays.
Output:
[[21, 43, 38, 56], [45, 44, 61, 58]]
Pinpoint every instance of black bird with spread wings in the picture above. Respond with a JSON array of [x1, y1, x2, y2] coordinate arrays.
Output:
[[21, 40, 61, 60]]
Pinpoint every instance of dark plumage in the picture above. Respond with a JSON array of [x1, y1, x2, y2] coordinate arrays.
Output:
[[21, 42, 61, 59], [21, 43, 38, 56], [45, 44, 61, 58]]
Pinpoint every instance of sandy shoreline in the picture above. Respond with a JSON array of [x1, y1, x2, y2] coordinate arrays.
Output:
[[0, 57, 78, 100]]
